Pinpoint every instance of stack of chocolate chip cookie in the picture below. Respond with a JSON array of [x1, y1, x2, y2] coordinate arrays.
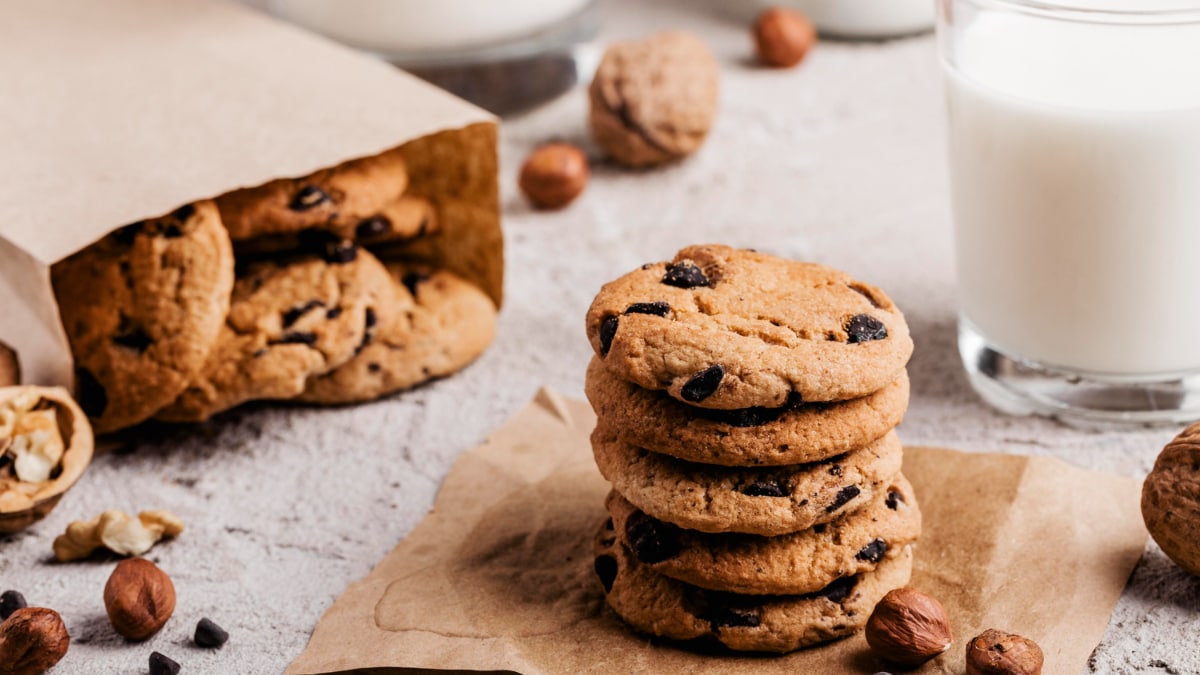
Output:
[[51, 149, 497, 433], [584, 244, 920, 653]]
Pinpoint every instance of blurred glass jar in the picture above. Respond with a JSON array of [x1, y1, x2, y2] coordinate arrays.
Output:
[[268, 0, 598, 114], [772, 0, 934, 38]]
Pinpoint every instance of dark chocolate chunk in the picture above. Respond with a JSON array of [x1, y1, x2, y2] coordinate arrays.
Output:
[[826, 485, 861, 513], [367, 363, 382, 374], [599, 316, 619, 356], [326, 307, 343, 320], [170, 203, 196, 222], [112, 221, 145, 245], [162, 224, 183, 238], [812, 524, 827, 535], [355, 216, 392, 239], [290, 185, 331, 211], [365, 307, 377, 329], [624, 301, 670, 317], [75, 368, 108, 418], [811, 575, 857, 604], [740, 480, 789, 498], [829, 465, 843, 477], [0, 590, 27, 620], [283, 300, 325, 328], [112, 328, 153, 354], [845, 314, 888, 343], [702, 605, 761, 629], [402, 272, 430, 299], [626, 515, 682, 564], [323, 240, 358, 264], [594, 555, 618, 593], [680, 364, 724, 402], [149, 652, 181, 675], [855, 539, 888, 563], [276, 332, 318, 346], [662, 261, 710, 288], [886, 490, 904, 510], [194, 617, 229, 648]]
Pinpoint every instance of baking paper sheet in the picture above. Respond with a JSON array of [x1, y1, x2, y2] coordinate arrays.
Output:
[[288, 389, 1147, 674]]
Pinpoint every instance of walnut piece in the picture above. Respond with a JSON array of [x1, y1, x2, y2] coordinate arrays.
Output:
[[53, 509, 185, 562]]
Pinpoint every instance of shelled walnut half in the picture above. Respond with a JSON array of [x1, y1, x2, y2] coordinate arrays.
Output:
[[0, 386, 94, 534]]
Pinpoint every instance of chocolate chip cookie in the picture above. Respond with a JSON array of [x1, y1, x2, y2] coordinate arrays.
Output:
[[50, 201, 234, 433], [156, 244, 395, 422], [593, 521, 914, 653], [217, 147, 408, 242], [233, 195, 438, 256], [585, 356, 908, 466], [606, 473, 920, 595], [591, 422, 903, 536], [297, 264, 497, 405], [585, 244, 913, 409]]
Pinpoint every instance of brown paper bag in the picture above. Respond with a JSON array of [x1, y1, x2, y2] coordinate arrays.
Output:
[[287, 389, 1147, 675], [0, 0, 501, 390]]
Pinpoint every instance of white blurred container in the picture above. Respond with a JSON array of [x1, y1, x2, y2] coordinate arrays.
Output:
[[778, 0, 934, 38]]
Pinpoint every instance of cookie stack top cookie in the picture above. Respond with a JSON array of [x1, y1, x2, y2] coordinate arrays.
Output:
[[583, 244, 920, 654]]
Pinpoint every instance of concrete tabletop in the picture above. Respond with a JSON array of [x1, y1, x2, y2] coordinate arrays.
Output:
[[3, 1, 1195, 673]]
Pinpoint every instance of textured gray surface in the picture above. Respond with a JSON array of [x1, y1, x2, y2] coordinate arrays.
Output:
[[2, 1, 1196, 673]]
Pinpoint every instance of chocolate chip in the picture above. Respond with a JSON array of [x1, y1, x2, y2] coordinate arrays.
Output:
[[402, 272, 430, 298], [680, 365, 724, 402], [625, 301, 670, 317], [326, 307, 343, 320], [112, 328, 153, 354], [626, 516, 682, 564], [365, 307, 377, 329], [812, 524, 827, 534], [75, 368, 108, 418], [826, 485, 861, 513], [812, 575, 857, 604], [171, 203, 196, 222], [276, 332, 317, 346], [368, 363, 382, 374], [662, 261, 710, 288], [855, 539, 888, 563], [323, 240, 358, 264], [703, 605, 761, 629], [829, 465, 843, 477], [886, 490, 904, 510], [740, 480, 789, 497], [112, 221, 144, 245], [846, 314, 888, 343], [0, 590, 27, 620], [163, 224, 183, 238], [290, 185, 331, 211], [594, 555, 618, 593], [599, 316, 619, 356], [194, 618, 229, 648], [283, 300, 325, 327], [355, 216, 392, 239], [149, 651, 181, 675]]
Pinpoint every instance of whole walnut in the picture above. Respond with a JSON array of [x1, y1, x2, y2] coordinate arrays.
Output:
[[588, 31, 719, 168], [1142, 421, 1200, 576]]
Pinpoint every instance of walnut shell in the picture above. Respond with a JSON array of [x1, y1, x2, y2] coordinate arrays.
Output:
[[588, 31, 719, 168], [0, 386, 94, 534], [1142, 421, 1200, 576]]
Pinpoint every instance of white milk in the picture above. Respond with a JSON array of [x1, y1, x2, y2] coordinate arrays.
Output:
[[947, 10, 1200, 376], [268, 0, 591, 53]]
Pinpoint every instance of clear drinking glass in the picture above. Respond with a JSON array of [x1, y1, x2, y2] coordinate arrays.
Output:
[[938, 0, 1200, 426]]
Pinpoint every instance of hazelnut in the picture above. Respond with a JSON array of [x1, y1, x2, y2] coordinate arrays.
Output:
[[966, 628, 1044, 675], [0, 607, 70, 675], [519, 143, 589, 210], [865, 587, 953, 667], [753, 6, 817, 69], [103, 558, 176, 640]]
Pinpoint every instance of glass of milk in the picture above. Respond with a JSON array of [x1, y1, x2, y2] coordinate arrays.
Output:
[[940, 0, 1200, 426]]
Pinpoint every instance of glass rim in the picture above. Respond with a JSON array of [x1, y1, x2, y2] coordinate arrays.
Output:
[[959, 0, 1200, 24]]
